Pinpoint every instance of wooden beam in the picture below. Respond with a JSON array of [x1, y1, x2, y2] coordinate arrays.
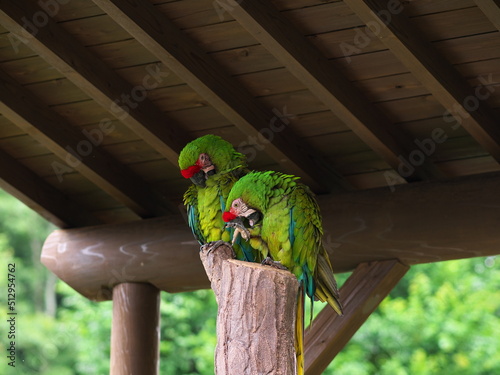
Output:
[[0, 148, 101, 228], [474, 0, 500, 31], [344, 0, 500, 163], [0, 1, 190, 166], [91, 0, 349, 193], [220, 0, 442, 182], [41, 172, 500, 300], [42, 215, 208, 301], [304, 260, 409, 375], [0, 68, 173, 218]]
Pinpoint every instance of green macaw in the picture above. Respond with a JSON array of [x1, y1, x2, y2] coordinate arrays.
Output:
[[222, 170, 343, 375], [178, 134, 258, 262]]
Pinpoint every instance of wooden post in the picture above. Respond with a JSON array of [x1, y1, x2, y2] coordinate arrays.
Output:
[[200, 242, 299, 375], [110, 283, 160, 375]]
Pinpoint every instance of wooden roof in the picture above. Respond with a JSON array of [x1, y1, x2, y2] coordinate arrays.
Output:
[[1, 0, 500, 228]]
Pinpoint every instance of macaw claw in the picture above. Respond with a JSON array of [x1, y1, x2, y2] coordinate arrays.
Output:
[[225, 217, 251, 244], [202, 240, 235, 258], [261, 256, 288, 271]]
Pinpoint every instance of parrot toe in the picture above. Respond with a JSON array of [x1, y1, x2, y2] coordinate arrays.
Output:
[[205, 240, 236, 258], [261, 257, 289, 271], [225, 218, 251, 244]]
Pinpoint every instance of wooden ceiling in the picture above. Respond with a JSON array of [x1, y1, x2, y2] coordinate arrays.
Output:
[[1, 0, 500, 228]]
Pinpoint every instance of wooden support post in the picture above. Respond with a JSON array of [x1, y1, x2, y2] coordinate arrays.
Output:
[[200, 242, 299, 375], [110, 283, 160, 375], [304, 260, 409, 375]]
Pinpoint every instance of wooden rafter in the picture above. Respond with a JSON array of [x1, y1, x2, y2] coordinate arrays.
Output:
[[220, 0, 442, 182], [475, 0, 500, 31], [0, 68, 173, 218], [305, 260, 409, 375], [344, 0, 500, 163], [0, 148, 100, 228], [0, 1, 190, 166], [91, 0, 349, 193]]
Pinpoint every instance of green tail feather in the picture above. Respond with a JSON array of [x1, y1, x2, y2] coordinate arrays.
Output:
[[295, 286, 305, 375], [315, 252, 343, 316]]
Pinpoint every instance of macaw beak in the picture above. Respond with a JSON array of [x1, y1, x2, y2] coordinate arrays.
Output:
[[190, 170, 206, 187]]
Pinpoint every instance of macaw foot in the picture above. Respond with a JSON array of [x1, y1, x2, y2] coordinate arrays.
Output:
[[261, 257, 288, 271], [202, 240, 235, 257], [225, 217, 251, 244]]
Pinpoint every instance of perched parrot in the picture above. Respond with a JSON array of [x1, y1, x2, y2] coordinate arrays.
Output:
[[178, 134, 259, 262], [222, 170, 343, 375]]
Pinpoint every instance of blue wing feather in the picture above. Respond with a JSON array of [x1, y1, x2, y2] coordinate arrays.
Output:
[[187, 203, 205, 245]]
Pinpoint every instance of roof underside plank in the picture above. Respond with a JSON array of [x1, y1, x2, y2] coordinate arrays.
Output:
[[343, 0, 500, 166], [0, 67, 174, 218], [221, 0, 444, 182], [0, 1, 190, 166], [0, 148, 101, 227], [91, 0, 350, 193], [474, 0, 500, 31]]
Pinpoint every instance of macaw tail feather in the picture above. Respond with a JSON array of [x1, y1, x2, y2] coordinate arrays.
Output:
[[295, 285, 305, 375], [315, 252, 343, 316]]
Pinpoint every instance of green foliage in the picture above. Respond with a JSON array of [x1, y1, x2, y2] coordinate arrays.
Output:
[[0, 189, 498, 374], [326, 257, 500, 375], [160, 290, 217, 375]]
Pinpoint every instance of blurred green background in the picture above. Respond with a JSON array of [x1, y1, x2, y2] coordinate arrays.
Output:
[[0, 189, 498, 374]]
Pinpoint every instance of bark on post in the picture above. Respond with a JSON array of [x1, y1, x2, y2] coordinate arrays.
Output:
[[200, 242, 299, 375]]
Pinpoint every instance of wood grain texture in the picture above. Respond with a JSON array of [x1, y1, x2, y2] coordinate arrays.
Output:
[[200, 242, 298, 375], [92, 0, 348, 193], [0, 148, 100, 227], [0, 67, 173, 217], [304, 260, 409, 375], [41, 172, 500, 300], [343, 0, 500, 163], [0, 0, 190, 165], [41, 215, 207, 301], [110, 283, 160, 375], [474, 0, 500, 31], [225, 0, 442, 182]]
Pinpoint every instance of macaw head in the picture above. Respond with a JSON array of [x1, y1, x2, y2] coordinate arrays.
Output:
[[222, 172, 270, 227], [178, 134, 246, 187], [223, 197, 262, 227]]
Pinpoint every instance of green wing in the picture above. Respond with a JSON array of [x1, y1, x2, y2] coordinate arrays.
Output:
[[289, 183, 322, 298], [291, 184, 342, 315], [183, 185, 205, 245]]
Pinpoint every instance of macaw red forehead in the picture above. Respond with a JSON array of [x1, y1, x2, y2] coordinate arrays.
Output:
[[181, 164, 202, 179], [222, 211, 237, 222]]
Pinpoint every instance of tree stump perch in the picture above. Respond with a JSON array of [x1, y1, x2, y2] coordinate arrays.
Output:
[[200, 242, 299, 375]]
